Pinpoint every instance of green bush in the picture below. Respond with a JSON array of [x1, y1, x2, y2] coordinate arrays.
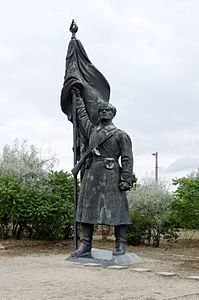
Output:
[[0, 171, 75, 240], [0, 176, 22, 238], [127, 179, 177, 247], [127, 209, 150, 245], [29, 188, 74, 240]]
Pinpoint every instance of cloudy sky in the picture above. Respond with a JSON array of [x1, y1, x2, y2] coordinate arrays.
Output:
[[0, 0, 199, 185]]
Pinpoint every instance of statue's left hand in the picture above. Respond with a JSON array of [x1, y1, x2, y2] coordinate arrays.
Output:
[[71, 86, 81, 97], [119, 181, 130, 191]]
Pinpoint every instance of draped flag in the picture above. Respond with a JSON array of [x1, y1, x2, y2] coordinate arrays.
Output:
[[61, 20, 110, 125]]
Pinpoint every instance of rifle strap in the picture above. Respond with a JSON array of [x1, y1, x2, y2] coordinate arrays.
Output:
[[97, 128, 117, 148]]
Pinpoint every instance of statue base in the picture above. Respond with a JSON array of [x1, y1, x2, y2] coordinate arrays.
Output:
[[65, 248, 142, 266]]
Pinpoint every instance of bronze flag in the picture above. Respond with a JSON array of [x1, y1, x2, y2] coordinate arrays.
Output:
[[61, 21, 110, 125]]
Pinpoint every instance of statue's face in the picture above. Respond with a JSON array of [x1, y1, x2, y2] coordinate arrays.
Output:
[[99, 107, 114, 121]]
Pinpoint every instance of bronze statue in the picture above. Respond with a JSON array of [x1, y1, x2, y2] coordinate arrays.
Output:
[[71, 87, 133, 257], [61, 21, 133, 257]]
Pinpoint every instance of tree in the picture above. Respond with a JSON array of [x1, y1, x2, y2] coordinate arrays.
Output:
[[0, 139, 57, 188], [127, 178, 175, 247], [172, 176, 199, 230]]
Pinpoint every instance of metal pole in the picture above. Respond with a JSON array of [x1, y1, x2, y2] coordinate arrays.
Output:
[[72, 93, 78, 250], [152, 152, 158, 182]]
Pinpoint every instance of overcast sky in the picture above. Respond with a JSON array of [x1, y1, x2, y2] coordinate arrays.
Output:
[[0, 0, 199, 185]]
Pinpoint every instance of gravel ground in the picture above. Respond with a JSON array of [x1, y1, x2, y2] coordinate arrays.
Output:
[[0, 239, 199, 300]]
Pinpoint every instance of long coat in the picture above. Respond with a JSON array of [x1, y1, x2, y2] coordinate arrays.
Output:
[[76, 100, 133, 225]]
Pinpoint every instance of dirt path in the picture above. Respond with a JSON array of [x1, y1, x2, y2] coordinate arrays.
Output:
[[0, 240, 199, 300]]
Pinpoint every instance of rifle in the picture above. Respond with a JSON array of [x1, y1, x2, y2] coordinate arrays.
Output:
[[71, 130, 116, 177]]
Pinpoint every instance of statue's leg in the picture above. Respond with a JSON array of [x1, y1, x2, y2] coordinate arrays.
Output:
[[71, 223, 93, 257], [113, 225, 126, 256]]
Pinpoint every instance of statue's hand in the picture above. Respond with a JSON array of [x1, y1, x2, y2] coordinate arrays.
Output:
[[71, 86, 81, 97], [119, 181, 130, 191]]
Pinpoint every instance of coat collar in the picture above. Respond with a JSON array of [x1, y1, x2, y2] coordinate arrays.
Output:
[[96, 123, 116, 132]]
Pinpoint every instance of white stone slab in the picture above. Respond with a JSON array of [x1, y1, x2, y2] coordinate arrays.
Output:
[[83, 263, 101, 267], [131, 268, 151, 272], [187, 275, 199, 280], [108, 265, 128, 269], [157, 272, 177, 277]]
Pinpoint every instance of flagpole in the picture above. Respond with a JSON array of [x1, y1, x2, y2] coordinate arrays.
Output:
[[72, 92, 78, 250], [70, 19, 79, 250]]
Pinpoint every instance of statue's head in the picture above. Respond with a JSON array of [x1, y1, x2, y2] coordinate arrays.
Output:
[[98, 101, 117, 121]]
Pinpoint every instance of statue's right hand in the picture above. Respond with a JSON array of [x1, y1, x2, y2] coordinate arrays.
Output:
[[119, 181, 130, 191]]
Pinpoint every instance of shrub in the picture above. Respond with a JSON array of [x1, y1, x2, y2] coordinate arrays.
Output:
[[126, 209, 150, 245], [0, 171, 75, 240], [127, 178, 176, 247]]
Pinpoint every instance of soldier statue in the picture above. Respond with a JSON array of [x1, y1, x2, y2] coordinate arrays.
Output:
[[71, 87, 133, 257]]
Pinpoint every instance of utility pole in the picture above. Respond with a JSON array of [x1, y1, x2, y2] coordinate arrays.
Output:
[[152, 152, 158, 182]]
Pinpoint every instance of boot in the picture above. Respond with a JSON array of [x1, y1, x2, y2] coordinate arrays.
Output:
[[113, 225, 126, 256], [71, 223, 93, 257]]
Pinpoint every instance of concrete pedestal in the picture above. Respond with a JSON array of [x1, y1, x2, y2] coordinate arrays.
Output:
[[66, 248, 141, 266]]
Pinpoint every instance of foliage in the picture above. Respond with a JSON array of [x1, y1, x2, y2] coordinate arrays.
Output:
[[0, 139, 57, 188], [131, 173, 138, 188], [46, 170, 76, 239], [48, 170, 75, 203], [188, 168, 199, 178], [0, 176, 22, 238], [127, 178, 176, 247], [126, 209, 150, 245], [171, 176, 199, 230], [0, 171, 75, 240]]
